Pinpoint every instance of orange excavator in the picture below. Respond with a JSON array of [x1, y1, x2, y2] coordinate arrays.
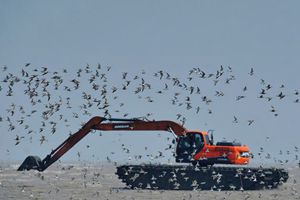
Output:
[[18, 116, 288, 190]]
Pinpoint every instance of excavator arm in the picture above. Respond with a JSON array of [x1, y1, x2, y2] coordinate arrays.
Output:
[[95, 118, 187, 135], [18, 116, 187, 171]]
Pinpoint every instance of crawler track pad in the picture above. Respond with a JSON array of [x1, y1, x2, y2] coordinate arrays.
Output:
[[116, 164, 288, 190]]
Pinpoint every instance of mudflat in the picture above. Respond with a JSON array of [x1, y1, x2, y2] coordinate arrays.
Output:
[[0, 163, 299, 200]]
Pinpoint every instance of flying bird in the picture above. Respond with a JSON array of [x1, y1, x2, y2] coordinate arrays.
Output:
[[249, 68, 254, 76]]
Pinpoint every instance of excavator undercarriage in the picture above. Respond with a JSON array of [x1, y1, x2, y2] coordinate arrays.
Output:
[[116, 164, 288, 190]]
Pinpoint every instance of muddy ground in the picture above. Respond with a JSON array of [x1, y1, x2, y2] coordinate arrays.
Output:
[[0, 163, 299, 200]]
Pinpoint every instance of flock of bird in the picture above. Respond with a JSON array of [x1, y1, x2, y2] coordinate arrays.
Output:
[[1, 63, 300, 200], [0, 63, 299, 165]]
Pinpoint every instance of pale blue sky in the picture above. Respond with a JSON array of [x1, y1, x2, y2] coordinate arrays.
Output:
[[0, 1, 300, 166]]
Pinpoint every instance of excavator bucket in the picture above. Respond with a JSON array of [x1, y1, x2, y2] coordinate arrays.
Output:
[[17, 155, 43, 171]]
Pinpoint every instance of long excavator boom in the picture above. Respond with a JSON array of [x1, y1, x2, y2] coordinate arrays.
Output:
[[18, 116, 187, 171]]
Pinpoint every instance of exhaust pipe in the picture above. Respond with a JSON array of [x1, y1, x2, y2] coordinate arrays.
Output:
[[17, 155, 44, 171]]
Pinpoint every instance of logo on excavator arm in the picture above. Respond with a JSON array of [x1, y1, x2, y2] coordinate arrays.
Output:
[[113, 124, 132, 129]]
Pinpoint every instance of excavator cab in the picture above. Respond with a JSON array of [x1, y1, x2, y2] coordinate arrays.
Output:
[[175, 131, 251, 166], [175, 132, 205, 163]]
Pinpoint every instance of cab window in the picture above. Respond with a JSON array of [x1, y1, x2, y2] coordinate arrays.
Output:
[[205, 134, 210, 144], [178, 136, 192, 149], [194, 134, 203, 147]]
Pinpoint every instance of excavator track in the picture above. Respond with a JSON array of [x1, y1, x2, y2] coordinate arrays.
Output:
[[116, 164, 288, 190]]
